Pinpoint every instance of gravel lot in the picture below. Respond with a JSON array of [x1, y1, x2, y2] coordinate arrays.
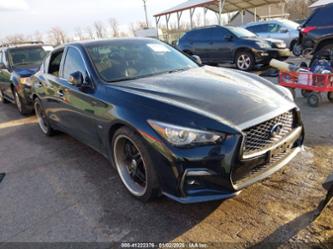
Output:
[[0, 72, 332, 248]]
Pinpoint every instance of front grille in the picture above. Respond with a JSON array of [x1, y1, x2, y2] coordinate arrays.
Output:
[[233, 147, 290, 187], [243, 111, 295, 157]]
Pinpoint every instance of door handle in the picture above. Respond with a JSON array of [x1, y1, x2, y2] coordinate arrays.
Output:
[[57, 90, 64, 98]]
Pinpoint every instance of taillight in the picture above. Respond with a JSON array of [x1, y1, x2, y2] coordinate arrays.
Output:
[[301, 26, 317, 34]]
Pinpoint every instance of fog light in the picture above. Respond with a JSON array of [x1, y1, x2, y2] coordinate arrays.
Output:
[[187, 179, 196, 185]]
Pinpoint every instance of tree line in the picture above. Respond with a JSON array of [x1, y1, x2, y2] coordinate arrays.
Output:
[[0, 19, 148, 46]]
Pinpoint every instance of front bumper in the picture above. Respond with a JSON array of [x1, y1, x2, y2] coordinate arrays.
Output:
[[147, 113, 304, 204], [17, 84, 34, 106], [269, 48, 291, 60]]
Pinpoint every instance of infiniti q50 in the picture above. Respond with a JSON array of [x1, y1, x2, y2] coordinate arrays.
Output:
[[31, 38, 304, 203]]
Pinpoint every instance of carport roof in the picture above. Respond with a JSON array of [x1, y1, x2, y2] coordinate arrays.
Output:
[[154, 0, 284, 17]]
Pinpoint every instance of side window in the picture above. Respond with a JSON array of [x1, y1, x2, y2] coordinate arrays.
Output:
[[48, 50, 64, 77], [267, 23, 281, 33], [247, 24, 268, 33], [193, 29, 212, 41], [211, 28, 227, 41], [62, 48, 87, 81], [0, 51, 3, 64]]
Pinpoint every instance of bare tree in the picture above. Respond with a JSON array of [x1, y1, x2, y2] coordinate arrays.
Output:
[[195, 12, 202, 27], [85, 26, 95, 40], [2, 34, 26, 44], [74, 27, 86, 41], [286, 0, 312, 20], [93, 21, 107, 39], [33, 31, 44, 42], [109, 18, 120, 37], [129, 21, 148, 36], [48, 27, 67, 45]]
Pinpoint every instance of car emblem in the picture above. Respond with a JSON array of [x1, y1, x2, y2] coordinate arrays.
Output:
[[270, 123, 283, 138]]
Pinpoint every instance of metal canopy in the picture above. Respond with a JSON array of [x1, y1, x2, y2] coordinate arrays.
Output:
[[154, 0, 283, 17]]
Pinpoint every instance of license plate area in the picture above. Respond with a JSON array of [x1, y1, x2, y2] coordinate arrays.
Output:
[[266, 141, 292, 163]]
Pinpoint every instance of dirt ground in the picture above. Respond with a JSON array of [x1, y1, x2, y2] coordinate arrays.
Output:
[[0, 89, 332, 248]]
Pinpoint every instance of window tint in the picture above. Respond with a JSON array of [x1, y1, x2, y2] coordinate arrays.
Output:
[[211, 28, 227, 40], [306, 5, 333, 26], [48, 50, 64, 77], [63, 48, 86, 80], [267, 23, 281, 33], [188, 29, 211, 41], [247, 24, 268, 33]]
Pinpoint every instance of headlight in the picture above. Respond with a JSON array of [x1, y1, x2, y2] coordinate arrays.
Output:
[[19, 77, 33, 86], [256, 41, 271, 49], [148, 120, 225, 147]]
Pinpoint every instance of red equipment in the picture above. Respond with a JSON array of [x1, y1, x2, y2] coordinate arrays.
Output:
[[279, 70, 333, 107]]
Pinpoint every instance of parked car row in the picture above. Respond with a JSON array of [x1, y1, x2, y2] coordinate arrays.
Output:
[[297, 2, 333, 56], [176, 25, 291, 71], [0, 42, 53, 114], [0, 38, 304, 203]]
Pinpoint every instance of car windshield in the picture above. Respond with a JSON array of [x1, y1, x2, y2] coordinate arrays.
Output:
[[8, 47, 48, 68], [85, 39, 198, 82], [227, 27, 257, 38]]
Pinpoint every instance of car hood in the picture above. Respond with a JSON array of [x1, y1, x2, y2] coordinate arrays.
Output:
[[13, 66, 39, 77], [112, 66, 295, 129]]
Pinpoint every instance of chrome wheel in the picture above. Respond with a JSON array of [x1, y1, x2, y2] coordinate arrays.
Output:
[[113, 135, 147, 197], [237, 54, 251, 70], [14, 90, 22, 112], [34, 100, 49, 134]]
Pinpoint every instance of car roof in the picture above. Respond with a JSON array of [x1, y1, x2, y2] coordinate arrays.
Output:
[[0, 41, 46, 50], [245, 19, 282, 27], [62, 37, 160, 49]]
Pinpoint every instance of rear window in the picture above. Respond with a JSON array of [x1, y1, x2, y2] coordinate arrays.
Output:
[[305, 5, 333, 26]]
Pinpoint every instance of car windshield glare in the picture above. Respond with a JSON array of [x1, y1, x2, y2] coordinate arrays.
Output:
[[8, 47, 47, 68], [227, 27, 257, 38], [85, 40, 198, 82]]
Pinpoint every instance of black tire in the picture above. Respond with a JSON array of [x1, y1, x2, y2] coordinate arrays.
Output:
[[13, 88, 31, 115], [235, 51, 255, 71], [328, 92, 333, 103], [307, 92, 321, 107], [301, 89, 313, 98], [112, 127, 160, 202], [34, 98, 55, 136], [292, 42, 302, 57], [0, 89, 9, 104]]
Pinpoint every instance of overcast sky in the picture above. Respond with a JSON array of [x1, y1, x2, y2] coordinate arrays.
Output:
[[0, 0, 185, 38]]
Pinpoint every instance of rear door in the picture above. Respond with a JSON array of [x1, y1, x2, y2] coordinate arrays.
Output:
[[190, 29, 214, 63], [209, 27, 234, 63]]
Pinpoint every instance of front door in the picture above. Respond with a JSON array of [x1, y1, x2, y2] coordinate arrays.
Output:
[[57, 47, 101, 150]]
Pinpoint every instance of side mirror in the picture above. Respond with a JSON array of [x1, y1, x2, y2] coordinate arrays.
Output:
[[68, 71, 83, 87], [192, 55, 202, 65], [0, 63, 7, 70], [280, 27, 288, 33], [224, 34, 233, 41]]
